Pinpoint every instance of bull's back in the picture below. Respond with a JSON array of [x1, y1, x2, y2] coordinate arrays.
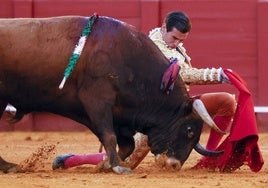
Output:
[[0, 16, 90, 110], [0, 16, 87, 75]]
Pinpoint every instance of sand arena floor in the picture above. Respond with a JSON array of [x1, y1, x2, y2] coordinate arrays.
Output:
[[0, 131, 267, 188]]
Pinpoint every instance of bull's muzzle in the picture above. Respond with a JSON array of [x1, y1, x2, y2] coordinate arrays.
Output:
[[155, 154, 182, 171]]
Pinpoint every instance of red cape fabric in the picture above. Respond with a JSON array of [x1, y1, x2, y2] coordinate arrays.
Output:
[[196, 69, 264, 172]]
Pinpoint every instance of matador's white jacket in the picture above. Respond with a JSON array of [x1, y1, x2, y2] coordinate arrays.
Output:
[[149, 28, 223, 91]]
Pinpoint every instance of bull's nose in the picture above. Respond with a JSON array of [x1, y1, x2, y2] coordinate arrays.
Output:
[[155, 154, 182, 171], [166, 157, 182, 171]]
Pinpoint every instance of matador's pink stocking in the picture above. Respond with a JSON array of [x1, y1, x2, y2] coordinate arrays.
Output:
[[64, 153, 107, 168]]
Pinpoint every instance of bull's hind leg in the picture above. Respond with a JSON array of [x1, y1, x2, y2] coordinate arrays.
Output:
[[0, 102, 26, 173], [0, 101, 24, 124], [0, 100, 8, 118], [0, 156, 22, 173], [0, 101, 20, 173]]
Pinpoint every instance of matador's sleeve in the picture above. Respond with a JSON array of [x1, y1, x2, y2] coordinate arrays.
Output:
[[175, 45, 223, 85], [179, 61, 223, 86], [149, 28, 223, 86]]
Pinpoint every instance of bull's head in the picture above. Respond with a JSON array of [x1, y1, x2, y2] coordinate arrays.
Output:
[[147, 99, 224, 171]]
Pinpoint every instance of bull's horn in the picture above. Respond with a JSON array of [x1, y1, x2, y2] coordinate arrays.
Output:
[[193, 99, 226, 134], [194, 142, 224, 157]]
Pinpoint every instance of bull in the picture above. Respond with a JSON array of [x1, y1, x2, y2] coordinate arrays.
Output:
[[0, 15, 223, 174]]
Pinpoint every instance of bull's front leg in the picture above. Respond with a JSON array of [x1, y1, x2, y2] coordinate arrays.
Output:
[[93, 115, 132, 174], [79, 85, 132, 174], [98, 131, 132, 174], [117, 135, 135, 161]]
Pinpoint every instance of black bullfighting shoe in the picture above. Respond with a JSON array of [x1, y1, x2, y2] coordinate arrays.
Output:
[[52, 153, 74, 170]]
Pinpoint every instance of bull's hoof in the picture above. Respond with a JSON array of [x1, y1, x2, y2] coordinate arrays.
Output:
[[0, 156, 22, 173], [52, 153, 74, 170], [95, 161, 132, 174], [94, 159, 112, 173], [112, 166, 132, 174]]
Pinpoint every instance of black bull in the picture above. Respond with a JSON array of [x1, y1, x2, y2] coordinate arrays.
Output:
[[0, 16, 222, 174]]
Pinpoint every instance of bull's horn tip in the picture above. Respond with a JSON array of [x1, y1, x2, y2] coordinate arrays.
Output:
[[215, 127, 227, 135]]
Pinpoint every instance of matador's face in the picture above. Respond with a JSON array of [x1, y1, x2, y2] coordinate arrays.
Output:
[[161, 24, 189, 49]]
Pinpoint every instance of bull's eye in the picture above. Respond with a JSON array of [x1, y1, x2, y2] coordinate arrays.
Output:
[[187, 126, 194, 138]]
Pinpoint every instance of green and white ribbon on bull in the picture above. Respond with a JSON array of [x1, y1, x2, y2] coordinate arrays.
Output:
[[59, 13, 98, 89]]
